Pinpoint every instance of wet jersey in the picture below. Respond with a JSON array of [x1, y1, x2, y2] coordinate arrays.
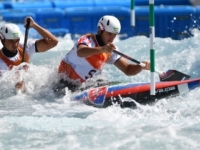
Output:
[[58, 34, 121, 82], [0, 40, 36, 76]]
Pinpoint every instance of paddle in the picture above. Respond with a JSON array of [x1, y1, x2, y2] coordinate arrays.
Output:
[[113, 50, 190, 81], [22, 18, 31, 62], [54, 49, 190, 95]]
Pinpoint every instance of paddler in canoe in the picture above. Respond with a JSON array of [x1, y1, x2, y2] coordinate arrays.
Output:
[[55, 15, 150, 92]]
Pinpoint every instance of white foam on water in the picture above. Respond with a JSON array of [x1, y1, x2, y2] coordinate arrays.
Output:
[[0, 25, 200, 149]]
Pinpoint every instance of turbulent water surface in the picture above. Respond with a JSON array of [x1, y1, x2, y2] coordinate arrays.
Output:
[[0, 22, 200, 150]]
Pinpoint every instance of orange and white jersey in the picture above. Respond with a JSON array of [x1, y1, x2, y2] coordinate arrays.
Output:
[[0, 40, 36, 76], [58, 34, 121, 82]]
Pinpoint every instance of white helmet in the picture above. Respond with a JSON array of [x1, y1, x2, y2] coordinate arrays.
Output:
[[97, 15, 121, 34], [0, 23, 21, 40]]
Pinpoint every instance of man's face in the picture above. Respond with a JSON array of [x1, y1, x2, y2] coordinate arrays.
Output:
[[4, 39, 20, 52], [101, 31, 116, 44]]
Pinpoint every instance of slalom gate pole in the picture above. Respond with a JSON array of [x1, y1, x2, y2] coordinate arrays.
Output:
[[149, 0, 156, 97], [131, 0, 135, 27]]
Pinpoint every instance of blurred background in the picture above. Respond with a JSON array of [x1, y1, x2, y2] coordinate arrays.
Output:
[[0, 0, 200, 40]]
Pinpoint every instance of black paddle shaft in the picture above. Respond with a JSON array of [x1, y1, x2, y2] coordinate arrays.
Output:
[[113, 50, 141, 64], [113, 50, 190, 81], [22, 18, 31, 63]]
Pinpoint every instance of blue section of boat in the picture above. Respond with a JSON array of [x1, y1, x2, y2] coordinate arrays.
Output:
[[74, 92, 88, 101], [94, 95, 105, 105], [188, 81, 200, 90], [107, 82, 149, 92]]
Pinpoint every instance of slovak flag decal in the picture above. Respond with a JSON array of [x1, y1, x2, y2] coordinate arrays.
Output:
[[88, 86, 108, 105]]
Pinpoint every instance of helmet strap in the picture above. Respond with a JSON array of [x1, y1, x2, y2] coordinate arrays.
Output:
[[97, 27, 101, 34]]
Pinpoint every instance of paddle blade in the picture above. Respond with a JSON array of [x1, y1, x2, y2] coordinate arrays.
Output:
[[159, 70, 190, 81]]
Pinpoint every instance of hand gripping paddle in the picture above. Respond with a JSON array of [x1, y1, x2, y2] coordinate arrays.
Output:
[[113, 50, 190, 81]]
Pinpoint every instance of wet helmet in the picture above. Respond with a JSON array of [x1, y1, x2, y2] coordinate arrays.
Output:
[[97, 15, 121, 34], [0, 23, 21, 40]]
